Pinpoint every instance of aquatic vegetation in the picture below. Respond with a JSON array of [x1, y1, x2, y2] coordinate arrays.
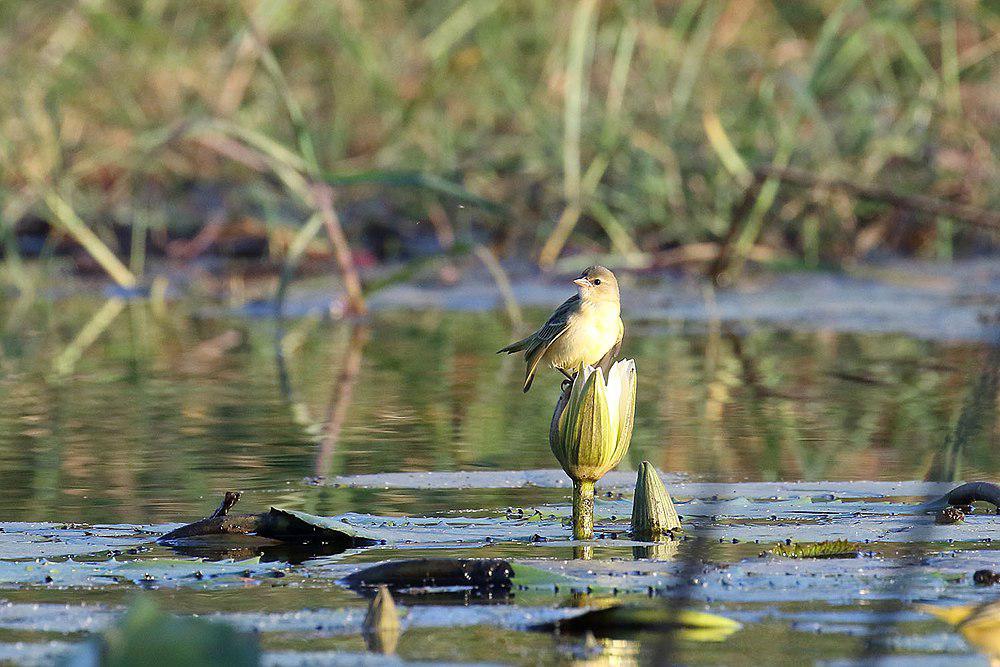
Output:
[[72, 597, 259, 667], [973, 570, 1000, 586], [550, 360, 636, 539], [631, 460, 681, 540], [768, 540, 860, 559], [159, 493, 386, 549]]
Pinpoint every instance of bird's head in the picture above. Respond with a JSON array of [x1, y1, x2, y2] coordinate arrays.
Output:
[[573, 265, 619, 303]]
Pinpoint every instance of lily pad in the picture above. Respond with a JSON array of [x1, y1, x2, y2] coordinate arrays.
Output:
[[340, 558, 513, 591], [0, 556, 271, 588], [532, 604, 742, 639]]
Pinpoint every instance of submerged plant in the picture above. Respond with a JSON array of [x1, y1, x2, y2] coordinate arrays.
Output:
[[550, 359, 636, 539], [631, 460, 681, 540]]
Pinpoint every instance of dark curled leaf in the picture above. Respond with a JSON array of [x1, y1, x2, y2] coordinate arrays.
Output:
[[768, 539, 860, 558], [158, 498, 384, 549], [944, 482, 1000, 510], [340, 558, 514, 591], [973, 569, 999, 586], [157, 514, 265, 543], [255, 508, 382, 548]]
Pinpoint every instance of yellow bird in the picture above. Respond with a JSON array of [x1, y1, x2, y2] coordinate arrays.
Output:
[[498, 266, 624, 392]]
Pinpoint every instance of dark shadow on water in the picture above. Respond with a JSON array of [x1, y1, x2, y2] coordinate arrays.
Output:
[[163, 537, 354, 564]]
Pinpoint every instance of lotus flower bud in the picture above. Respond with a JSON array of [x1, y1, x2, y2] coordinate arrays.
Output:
[[363, 585, 401, 654], [631, 461, 681, 540], [550, 360, 637, 539]]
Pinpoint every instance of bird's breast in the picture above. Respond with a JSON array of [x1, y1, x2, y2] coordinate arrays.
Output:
[[544, 301, 621, 371]]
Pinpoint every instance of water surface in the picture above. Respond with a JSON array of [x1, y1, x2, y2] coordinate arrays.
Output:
[[0, 275, 997, 665]]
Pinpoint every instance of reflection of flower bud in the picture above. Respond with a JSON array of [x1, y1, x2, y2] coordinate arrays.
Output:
[[631, 461, 681, 540], [632, 540, 680, 561], [363, 585, 401, 654], [550, 360, 636, 540]]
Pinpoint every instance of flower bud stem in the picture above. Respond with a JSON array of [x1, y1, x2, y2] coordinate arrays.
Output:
[[572, 479, 595, 540]]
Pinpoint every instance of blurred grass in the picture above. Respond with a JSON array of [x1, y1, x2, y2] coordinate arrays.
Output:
[[0, 0, 998, 288]]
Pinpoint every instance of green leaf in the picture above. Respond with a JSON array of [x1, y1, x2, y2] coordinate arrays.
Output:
[[509, 563, 581, 588], [768, 539, 860, 558]]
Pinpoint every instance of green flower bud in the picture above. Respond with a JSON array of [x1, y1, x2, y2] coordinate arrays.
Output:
[[550, 360, 636, 483], [631, 460, 681, 540], [550, 359, 636, 540]]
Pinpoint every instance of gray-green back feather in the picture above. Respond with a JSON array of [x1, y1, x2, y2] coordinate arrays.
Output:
[[498, 295, 579, 392]]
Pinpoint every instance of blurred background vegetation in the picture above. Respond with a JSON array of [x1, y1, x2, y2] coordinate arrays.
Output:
[[1, 0, 998, 300]]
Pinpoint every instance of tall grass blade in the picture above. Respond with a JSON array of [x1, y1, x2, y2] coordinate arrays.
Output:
[[538, 0, 598, 268], [423, 0, 501, 62], [702, 111, 751, 187], [43, 191, 137, 288]]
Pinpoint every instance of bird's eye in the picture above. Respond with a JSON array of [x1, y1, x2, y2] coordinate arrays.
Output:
[[592, 278, 601, 285]]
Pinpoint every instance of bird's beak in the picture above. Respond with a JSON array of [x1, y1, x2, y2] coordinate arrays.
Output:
[[573, 278, 589, 288]]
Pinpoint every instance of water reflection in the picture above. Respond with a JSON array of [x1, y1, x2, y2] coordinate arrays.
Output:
[[557, 635, 641, 667], [316, 324, 370, 477], [632, 540, 680, 561], [0, 296, 995, 523]]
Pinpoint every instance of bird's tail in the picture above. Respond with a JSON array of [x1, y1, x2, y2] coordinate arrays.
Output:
[[497, 337, 531, 354]]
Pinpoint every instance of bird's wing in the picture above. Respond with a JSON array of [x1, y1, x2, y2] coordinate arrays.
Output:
[[522, 295, 579, 392]]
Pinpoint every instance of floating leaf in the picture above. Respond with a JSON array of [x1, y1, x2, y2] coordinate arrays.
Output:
[[0, 556, 269, 588], [341, 558, 513, 591], [508, 563, 582, 589], [533, 604, 741, 639], [768, 540, 860, 558]]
